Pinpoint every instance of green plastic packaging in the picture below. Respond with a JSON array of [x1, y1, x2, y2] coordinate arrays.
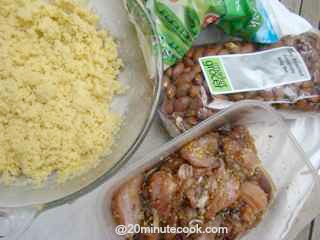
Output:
[[147, 0, 263, 66], [125, 0, 263, 67]]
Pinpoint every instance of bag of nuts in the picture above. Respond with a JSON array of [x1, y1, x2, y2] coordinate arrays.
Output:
[[160, 31, 320, 136]]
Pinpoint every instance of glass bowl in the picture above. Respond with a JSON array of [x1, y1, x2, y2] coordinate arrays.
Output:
[[0, 0, 162, 239]]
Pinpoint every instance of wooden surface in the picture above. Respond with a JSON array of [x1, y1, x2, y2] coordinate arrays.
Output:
[[281, 1, 320, 239]]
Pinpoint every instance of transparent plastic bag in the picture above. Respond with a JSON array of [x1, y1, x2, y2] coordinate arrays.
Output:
[[159, 31, 320, 136]]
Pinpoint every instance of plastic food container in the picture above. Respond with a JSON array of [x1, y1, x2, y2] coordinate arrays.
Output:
[[0, 1, 162, 239], [98, 101, 320, 240]]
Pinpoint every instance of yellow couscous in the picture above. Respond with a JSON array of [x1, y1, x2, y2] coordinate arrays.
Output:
[[0, 0, 124, 184]]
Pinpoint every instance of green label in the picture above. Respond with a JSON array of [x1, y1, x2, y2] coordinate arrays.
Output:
[[199, 57, 232, 94]]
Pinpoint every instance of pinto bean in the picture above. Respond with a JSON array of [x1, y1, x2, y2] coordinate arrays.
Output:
[[190, 86, 201, 98], [165, 67, 173, 78], [174, 97, 191, 112], [194, 74, 204, 85], [163, 75, 171, 89], [184, 58, 194, 67], [162, 98, 174, 115], [189, 97, 203, 110], [218, 48, 230, 55], [172, 62, 185, 77], [193, 47, 205, 61], [176, 83, 191, 97], [176, 71, 196, 86], [225, 42, 242, 53], [166, 84, 176, 99], [240, 43, 256, 53]]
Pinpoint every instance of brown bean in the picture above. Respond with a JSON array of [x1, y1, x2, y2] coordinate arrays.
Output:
[[260, 90, 274, 101], [194, 64, 202, 74], [197, 108, 214, 120], [172, 62, 185, 77], [214, 95, 228, 101], [166, 84, 176, 99], [295, 100, 309, 110], [162, 98, 174, 114], [309, 96, 320, 103], [176, 71, 196, 86], [224, 42, 242, 53], [244, 92, 257, 99], [273, 88, 285, 99], [176, 83, 191, 97], [185, 110, 197, 117], [190, 86, 201, 98], [300, 87, 313, 95], [174, 97, 191, 112], [240, 43, 256, 53], [165, 67, 173, 78], [279, 103, 290, 109], [193, 47, 205, 61], [218, 49, 230, 55], [184, 58, 194, 67], [229, 94, 244, 101], [187, 48, 194, 59], [186, 117, 198, 126], [293, 82, 302, 88], [163, 75, 171, 89], [302, 81, 314, 89], [189, 97, 203, 110], [253, 96, 265, 101], [194, 74, 204, 85], [184, 67, 192, 73], [205, 45, 223, 56]]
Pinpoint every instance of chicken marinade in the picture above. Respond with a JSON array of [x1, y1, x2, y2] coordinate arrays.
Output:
[[112, 126, 275, 240]]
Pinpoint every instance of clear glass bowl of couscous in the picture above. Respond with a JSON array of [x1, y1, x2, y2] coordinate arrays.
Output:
[[0, 0, 162, 238]]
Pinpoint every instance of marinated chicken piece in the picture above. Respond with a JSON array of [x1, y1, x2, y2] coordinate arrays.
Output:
[[256, 170, 274, 200], [240, 182, 268, 211], [192, 166, 216, 178], [111, 127, 274, 240], [147, 171, 178, 220], [241, 204, 257, 224], [206, 170, 240, 219], [185, 177, 210, 209], [160, 154, 186, 173], [180, 133, 221, 168], [111, 175, 143, 226], [237, 182, 269, 228], [177, 164, 194, 180], [223, 128, 260, 173]]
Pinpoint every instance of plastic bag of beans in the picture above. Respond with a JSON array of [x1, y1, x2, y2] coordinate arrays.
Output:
[[160, 31, 320, 136]]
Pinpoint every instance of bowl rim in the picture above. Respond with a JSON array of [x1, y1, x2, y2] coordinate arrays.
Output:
[[43, 1, 163, 210]]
